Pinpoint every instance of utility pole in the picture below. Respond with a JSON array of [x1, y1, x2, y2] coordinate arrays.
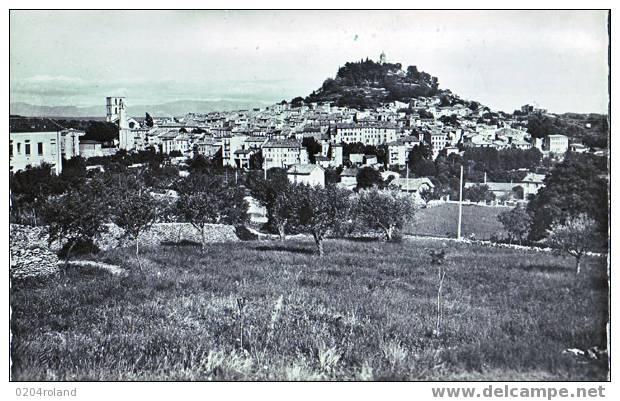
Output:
[[457, 164, 463, 240], [405, 162, 409, 193]]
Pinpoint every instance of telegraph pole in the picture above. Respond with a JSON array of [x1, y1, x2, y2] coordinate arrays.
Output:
[[405, 162, 409, 193], [457, 164, 463, 240]]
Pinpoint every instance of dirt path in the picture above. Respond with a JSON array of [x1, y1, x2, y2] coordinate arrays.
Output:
[[64, 260, 127, 276]]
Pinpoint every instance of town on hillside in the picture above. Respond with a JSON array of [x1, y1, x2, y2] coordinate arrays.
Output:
[[9, 9, 610, 384], [9, 55, 609, 208]]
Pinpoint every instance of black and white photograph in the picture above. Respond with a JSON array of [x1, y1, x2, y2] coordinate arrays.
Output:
[[5, 4, 613, 396]]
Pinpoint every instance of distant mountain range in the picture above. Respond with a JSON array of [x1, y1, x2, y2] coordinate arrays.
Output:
[[10, 99, 267, 118]]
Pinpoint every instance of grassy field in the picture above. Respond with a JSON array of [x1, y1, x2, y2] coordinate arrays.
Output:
[[11, 238, 608, 381], [405, 203, 510, 240]]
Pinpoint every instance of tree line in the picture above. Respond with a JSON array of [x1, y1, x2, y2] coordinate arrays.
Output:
[[10, 156, 418, 259]]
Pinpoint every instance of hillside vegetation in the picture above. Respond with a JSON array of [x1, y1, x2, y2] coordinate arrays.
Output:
[[304, 58, 440, 109]]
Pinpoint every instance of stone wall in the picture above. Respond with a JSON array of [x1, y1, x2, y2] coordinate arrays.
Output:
[[105, 222, 240, 248], [9, 222, 241, 279], [10, 222, 240, 253], [10, 224, 59, 280]]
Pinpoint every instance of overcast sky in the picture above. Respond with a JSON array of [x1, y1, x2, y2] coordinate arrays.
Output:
[[10, 10, 609, 113]]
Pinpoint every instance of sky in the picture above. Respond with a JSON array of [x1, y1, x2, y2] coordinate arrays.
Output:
[[9, 10, 609, 113]]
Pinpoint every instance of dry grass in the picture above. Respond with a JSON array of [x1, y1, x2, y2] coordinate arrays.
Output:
[[10, 238, 608, 381]]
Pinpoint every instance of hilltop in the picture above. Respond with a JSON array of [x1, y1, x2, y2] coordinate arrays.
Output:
[[302, 56, 441, 109]]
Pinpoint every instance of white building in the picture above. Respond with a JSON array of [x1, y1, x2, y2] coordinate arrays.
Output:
[[387, 135, 421, 166], [60, 129, 85, 159], [222, 135, 248, 168], [424, 131, 448, 159], [262, 139, 308, 170], [520, 172, 546, 199], [79, 140, 104, 158], [287, 164, 325, 187], [332, 122, 398, 145], [543, 134, 569, 155], [9, 131, 63, 174], [339, 167, 359, 190], [391, 177, 435, 203]]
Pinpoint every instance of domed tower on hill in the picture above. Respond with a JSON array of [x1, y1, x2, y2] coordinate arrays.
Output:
[[379, 51, 387, 65]]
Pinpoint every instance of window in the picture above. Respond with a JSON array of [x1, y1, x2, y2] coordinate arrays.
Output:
[[38, 142, 44, 155], [25, 144, 31, 156], [17, 143, 21, 154]]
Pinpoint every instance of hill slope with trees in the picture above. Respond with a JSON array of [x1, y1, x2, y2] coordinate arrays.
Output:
[[303, 58, 440, 109]]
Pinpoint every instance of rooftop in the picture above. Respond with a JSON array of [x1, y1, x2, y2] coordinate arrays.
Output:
[[287, 164, 324, 175], [263, 139, 303, 148]]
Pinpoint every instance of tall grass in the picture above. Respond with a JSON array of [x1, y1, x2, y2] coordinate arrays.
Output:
[[10, 238, 608, 380]]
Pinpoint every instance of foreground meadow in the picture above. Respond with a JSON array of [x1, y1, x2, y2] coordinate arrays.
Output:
[[11, 238, 608, 381]]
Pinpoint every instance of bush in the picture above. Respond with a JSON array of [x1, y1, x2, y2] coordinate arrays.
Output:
[[57, 239, 100, 259]]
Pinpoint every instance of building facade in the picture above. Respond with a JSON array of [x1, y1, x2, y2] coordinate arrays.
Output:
[[262, 139, 308, 170], [332, 122, 398, 145], [10, 131, 63, 174], [543, 134, 569, 155], [287, 164, 325, 187]]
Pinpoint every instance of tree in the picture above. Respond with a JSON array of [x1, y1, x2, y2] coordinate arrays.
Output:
[[61, 156, 88, 188], [291, 97, 305, 107], [527, 153, 608, 241], [82, 121, 119, 143], [302, 137, 322, 163], [355, 188, 416, 241], [176, 175, 248, 249], [411, 158, 437, 177], [247, 169, 293, 238], [40, 178, 111, 262], [187, 154, 216, 173], [145, 112, 154, 128], [292, 185, 351, 256], [249, 150, 264, 170], [439, 114, 459, 126], [113, 189, 158, 256], [497, 206, 532, 245], [546, 214, 603, 274], [356, 166, 383, 190], [407, 143, 432, 167], [324, 166, 343, 185], [463, 184, 495, 203], [342, 142, 366, 157]]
